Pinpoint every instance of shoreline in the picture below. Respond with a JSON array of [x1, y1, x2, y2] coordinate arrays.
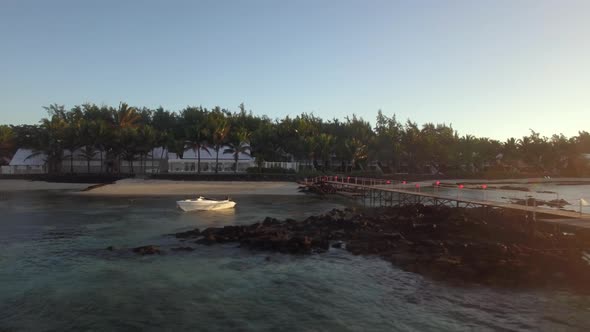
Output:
[[0, 179, 97, 192], [439, 177, 590, 185], [0, 179, 302, 196], [74, 179, 303, 196], [1, 176, 589, 196]]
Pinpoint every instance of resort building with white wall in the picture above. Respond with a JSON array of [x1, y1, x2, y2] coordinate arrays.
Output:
[[167, 147, 254, 173]]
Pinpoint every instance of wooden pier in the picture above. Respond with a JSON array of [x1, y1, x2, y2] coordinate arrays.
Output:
[[303, 176, 590, 229]]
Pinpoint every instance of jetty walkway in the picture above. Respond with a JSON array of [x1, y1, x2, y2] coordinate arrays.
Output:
[[303, 176, 590, 229]]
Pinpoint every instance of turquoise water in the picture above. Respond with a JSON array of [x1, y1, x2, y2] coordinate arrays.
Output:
[[1, 191, 589, 331]]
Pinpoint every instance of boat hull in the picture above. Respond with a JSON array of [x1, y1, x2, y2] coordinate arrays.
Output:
[[177, 199, 236, 212]]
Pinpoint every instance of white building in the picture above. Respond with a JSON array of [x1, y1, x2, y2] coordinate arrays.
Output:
[[3, 148, 46, 174], [261, 161, 300, 171], [168, 146, 255, 173], [4, 147, 168, 174], [115, 147, 168, 174], [2, 146, 305, 174]]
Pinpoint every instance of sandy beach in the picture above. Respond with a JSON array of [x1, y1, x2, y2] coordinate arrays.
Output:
[[76, 178, 302, 196], [0, 179, 301, 196], [2, 177, 589, 196]]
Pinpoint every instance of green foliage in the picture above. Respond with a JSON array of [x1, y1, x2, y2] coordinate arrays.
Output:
[[2, 102, 589, 176], [0, 125, 15, 165]]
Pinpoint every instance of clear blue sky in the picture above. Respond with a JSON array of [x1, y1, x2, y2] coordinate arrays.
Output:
[[1, 0, 589, 140]]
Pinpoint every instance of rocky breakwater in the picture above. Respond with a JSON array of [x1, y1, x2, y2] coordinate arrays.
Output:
[[162, 205, 590, 291]]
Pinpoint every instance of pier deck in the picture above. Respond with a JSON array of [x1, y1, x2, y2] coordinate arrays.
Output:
[[310, 178, 590, 229]]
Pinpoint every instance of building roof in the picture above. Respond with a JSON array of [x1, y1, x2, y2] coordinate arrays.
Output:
[[66, 147, 167, 160], [66, 149, 106, 160], [149, 147, 169, 159], [9, 146, 169, 166], [169, 146, 253, 161], [9, 149, 46, 166], [10, 147, 252, 165]]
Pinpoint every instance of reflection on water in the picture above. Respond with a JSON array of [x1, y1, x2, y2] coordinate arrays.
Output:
[[0, 191, 589, 331], [389, 182, 590, 213]]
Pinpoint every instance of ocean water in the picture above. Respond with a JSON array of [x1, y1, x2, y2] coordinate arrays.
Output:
[[389, 182, 590, 214], [0, 191, 589, 331]]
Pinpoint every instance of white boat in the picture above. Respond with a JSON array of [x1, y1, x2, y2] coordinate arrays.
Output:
[[176, 196, 236, 212]]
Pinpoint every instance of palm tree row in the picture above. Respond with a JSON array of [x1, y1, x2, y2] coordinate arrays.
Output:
[[2, 104, 590, 176]]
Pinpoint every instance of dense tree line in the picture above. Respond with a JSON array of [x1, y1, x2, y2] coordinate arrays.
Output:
[[0, 103, 589, 176]]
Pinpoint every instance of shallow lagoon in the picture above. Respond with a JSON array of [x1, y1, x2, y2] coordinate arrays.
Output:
[[1, 191, 589, 331]]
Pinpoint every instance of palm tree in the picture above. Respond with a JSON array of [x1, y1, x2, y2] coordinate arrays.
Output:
[[209, 111, 230, 174], [401, 120, 429, 173], [168, 135, 186, 160], [315, 133, 334, 171], [250, 120, 284, 171], [166, 115, 188, 163], [372, 111, 402, 170], [185, 125, 210, 174], [62, 109, 84, 173], [304, 136, 319, 170], [136, 125, 157, 173], [93, 120, 111, 173], [120, 127, 139, 174], [457, 134, 476, 172], [108, 103, 141, 173], [548, 134, 574, 172], [345, 137, 368, 172], [40, 104, 80, 173], [151, 107, 178, 172], [79, 145, 98, 173], [112, 102, 141, 129], [576, 131, 590, 152], [29, 115, 67, 174], [224, 129, 251, 173], [517, 131, 548, 170], [0, 125, 15, 165]]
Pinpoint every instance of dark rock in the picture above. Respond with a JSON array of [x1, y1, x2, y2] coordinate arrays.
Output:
[[499, 185, 530, 192], [332, 241, 344, 248], [171, 247, 195, 252], [132, 245, 161, 255], [174, 228, 201, 239], [196, 234, 217, 245], [154, 205, 590, 292], [262, 217, 280, 225], [106, 246, 115, 251], [547, 199, 569, 208]]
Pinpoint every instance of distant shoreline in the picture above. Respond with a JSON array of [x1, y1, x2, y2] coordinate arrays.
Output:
[[0, 179, 303, 196], [438, 177, 590, 185], [2, 173, 590, 184], [1, 177, 590, 195], [75, 179, 303, 197], [0, 179, 96, 192]]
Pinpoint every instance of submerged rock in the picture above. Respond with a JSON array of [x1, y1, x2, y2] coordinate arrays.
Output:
[[132, 245, 161, 255], [143, 204, 590, 291], [171, 247, 195, 252], [331, 241, 344, 249], [174, 228, 201, 239], [118, 205, 590, 291]]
